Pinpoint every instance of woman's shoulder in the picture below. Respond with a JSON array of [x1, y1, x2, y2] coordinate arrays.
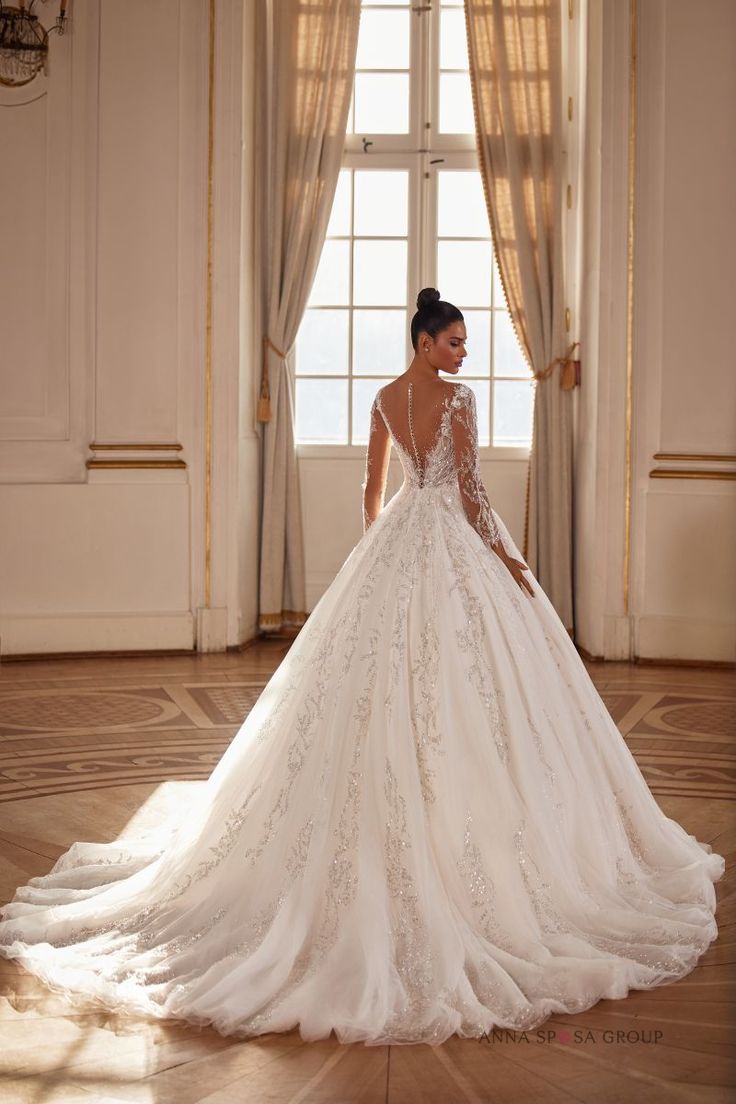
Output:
[[377, 378, 471, 404], [446, 380, 474, 406]]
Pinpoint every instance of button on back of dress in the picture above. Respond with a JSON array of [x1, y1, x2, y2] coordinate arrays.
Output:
[[407, 382, 425, 487]]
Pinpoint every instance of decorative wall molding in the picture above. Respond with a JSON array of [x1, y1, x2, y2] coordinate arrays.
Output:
[[89, 443, 184, 450], [86, 460, 188, 470], [86, 442, 187, 470], [0, 1, 207, 655], [0, 1, 97, 483], [650, 454, 736, 479], [649, 470, 736, 481], [653, 453, 736, 462]]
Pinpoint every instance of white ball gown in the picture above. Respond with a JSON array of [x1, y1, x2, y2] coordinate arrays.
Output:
[[0, 380, 725, 1047]]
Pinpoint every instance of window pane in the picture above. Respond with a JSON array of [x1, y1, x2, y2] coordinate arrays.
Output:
[[494, 311, 530, 377], [354, 240, 407, 305], [326, 170, 352, 238], [296, 379, 348, 444], [464, 378, 491, 446], [493, 379, 534, 446], [353, 377, 395, 445], [354, 73, 410, 133], [296, 310, 349, 376], [438, 171, 488, 238], [356, 10, 410, 69], [353, 309, 406, 375], [437, 240, 492, 306], [354, 171, 408, 236], [362, 0, 407, 5], [439, 73, 475, 134], [440, 9, 469, 69], [308, 240, 350, 306], [458, 309, 490, 376]]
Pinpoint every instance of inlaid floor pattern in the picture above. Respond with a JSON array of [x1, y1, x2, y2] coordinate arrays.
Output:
[[0, 643, 733, 1103]]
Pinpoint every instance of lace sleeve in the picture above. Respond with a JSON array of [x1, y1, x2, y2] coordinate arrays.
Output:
[[361, 393, 391, 533], [450, 384, 503, 551]]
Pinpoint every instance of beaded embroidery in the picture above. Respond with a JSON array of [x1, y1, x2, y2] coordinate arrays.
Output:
[[0, 372, 723, 1046], [362, 381, 502, 550]]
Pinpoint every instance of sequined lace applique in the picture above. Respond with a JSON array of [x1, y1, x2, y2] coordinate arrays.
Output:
[[362, 382, 502, 553], [383, 505, 434, 720], [382, 756, 436, 1034], [233, 595, 388, 1035], [514, 820, 576, 938], [444, 519, 509, 765], [446, 385, 502, 548], [457, 812, 506, 948], [409, 616, 445, 805]]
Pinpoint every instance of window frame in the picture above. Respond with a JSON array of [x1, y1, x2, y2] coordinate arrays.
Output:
[[296, 0, 534, 462]]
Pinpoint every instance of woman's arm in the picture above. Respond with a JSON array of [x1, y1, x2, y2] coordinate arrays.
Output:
[[450, 384, 504, 554], [450, 385, 534, 596], [361, 394, 391, 533]]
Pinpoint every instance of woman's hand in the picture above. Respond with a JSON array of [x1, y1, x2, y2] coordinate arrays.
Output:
[[494, 546, 534, 597]]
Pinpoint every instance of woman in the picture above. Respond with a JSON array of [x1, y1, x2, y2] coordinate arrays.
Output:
[[0, 288, 725, 1047]]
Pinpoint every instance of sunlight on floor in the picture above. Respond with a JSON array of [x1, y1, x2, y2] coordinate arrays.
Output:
[[115, 781, 206, 842]]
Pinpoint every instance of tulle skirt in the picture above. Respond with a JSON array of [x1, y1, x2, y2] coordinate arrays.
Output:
[[0, 480, 725, 1045]]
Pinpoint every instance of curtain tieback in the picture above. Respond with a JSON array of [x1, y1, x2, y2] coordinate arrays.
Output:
[[533, 341, 580, 388], [257, 335, 289, 423]]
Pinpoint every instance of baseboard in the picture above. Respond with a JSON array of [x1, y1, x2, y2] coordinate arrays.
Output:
[[0, 612, 195, 658]]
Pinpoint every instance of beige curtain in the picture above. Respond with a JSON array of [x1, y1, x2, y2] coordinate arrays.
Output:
[[255, 0, 361, 633], [465, 0, 575, 633]]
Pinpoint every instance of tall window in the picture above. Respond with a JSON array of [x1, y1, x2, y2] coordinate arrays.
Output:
[[295, 0, 533, 449]]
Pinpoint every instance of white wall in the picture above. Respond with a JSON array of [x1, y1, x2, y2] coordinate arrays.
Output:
[[0, 0, 259, 656], [575, 0, 736, 663], [2, 0, 732, 663], [632, 0, 736, 662]]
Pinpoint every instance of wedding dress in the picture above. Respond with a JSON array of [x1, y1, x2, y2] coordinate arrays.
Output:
[[0, 379, 725, 1047]]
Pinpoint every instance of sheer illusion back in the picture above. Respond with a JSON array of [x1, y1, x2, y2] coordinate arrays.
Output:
[[376, 380, 454, 488], [362, 378, 502, 549]]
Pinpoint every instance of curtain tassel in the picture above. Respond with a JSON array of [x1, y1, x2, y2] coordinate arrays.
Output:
[[257, 335, 288, 423], [534, 341, 580, 388]]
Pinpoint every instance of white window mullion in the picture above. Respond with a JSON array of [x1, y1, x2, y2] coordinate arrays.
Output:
[[407, 157, 423, 364], [410, 1, 427, 153], [416, 2, 433, 297], [428, 0, 440, 152], [423, 152, 439, 294]]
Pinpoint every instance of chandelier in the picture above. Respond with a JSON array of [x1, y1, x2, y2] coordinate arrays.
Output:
[[0, 0, 67, 88]]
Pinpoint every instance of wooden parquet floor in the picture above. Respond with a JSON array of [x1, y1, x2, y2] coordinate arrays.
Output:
[[0, 643, 733, 1103]]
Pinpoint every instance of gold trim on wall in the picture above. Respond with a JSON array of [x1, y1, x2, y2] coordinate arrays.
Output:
[[623, 0, 637, 618], [89, 443, 184, 451], [86, 460, 187, 470], [204, 0, 216, 610], [649, 469, 736, 481], [653, 452, 736, 462]]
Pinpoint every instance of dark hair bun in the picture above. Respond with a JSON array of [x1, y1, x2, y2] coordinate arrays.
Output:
[[416, 287, 441, 310], [409, 287, 463, 351]]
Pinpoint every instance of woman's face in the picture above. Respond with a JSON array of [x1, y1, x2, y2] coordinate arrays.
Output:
[[421, 321, 468, 374]]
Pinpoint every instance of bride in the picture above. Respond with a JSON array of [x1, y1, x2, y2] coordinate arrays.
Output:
[[0, 288, 725, 1047]]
